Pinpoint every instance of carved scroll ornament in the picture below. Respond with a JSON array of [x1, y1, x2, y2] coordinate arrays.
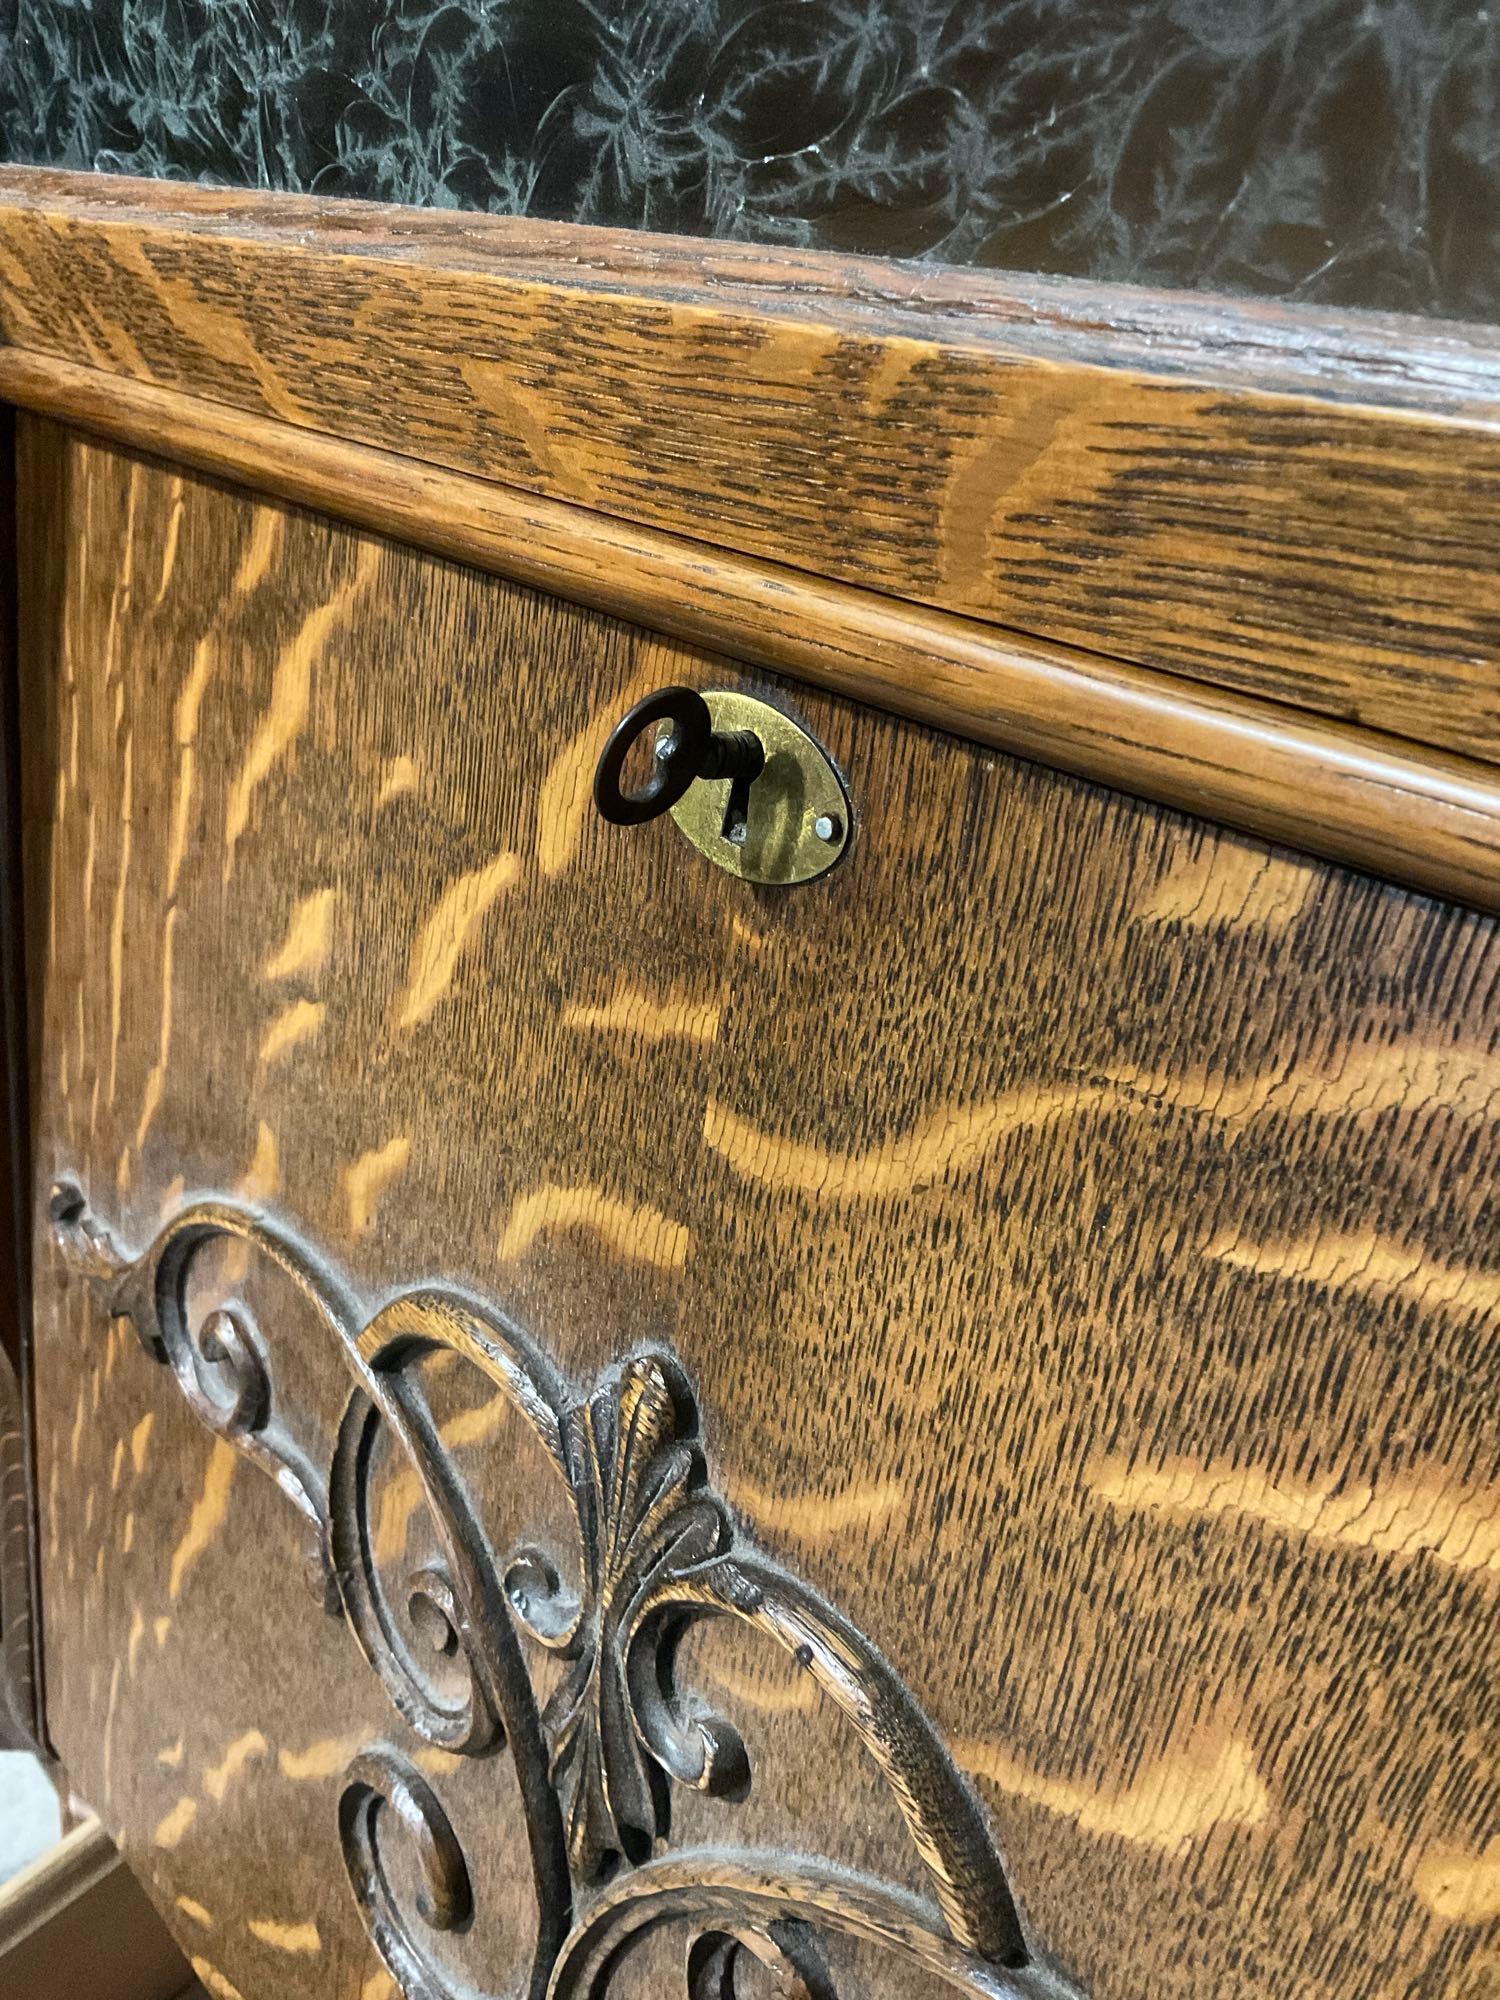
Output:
[[51, 1177, 1079, 2000]]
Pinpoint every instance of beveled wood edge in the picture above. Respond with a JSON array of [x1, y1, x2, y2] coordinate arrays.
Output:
[[4, 165, 1498, 410], [2, 166, 1499, 768], [0, 1820, 193, 2000], [5, 346, 1499, 915]]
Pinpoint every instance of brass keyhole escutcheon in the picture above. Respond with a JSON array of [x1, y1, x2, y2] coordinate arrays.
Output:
[[593, 687, 851, 886]]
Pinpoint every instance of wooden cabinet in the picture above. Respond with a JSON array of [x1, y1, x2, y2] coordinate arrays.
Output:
[[1, 172, 1498, 2000]]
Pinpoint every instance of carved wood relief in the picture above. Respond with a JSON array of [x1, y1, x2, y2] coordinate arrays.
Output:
[[23, 431, 1500, 2000], [51, 1178, 1076, 2000]]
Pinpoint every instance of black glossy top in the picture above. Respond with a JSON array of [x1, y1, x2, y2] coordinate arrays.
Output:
[[0, 0, 1494, 322]]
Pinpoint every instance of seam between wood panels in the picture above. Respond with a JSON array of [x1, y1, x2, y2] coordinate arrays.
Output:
[[2, 168, 1499, 765], [2, 348, 1498, 915]]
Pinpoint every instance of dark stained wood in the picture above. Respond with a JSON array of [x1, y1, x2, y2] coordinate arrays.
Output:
[[0, 399, 26, 1385], [0, 1343, 40, 1751], [2, 169, 1500, 766], [4, 349, 1500, 919], [46, 1189, 1039, 1993], [0, 401, 43, 1751], [19, 423, 1500, 2000]]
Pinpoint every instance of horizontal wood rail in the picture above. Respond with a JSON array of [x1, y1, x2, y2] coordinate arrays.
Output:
[[4, 345, 1499, 914], [2, 169, 1500, 765]]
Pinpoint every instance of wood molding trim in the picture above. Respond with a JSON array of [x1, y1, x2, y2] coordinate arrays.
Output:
[[1, 168, 1499, 767], [4, 346, 1500, 912]]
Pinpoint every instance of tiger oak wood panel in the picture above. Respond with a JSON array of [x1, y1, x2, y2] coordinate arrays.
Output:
[[4, 168, 1500, 766], [19, 422, 1500, 2000], [7, 350, 1500, 916]]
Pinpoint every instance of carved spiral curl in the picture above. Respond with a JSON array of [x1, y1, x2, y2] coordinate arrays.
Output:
[[52, 1181, 337, 1593], [52, 1184, 1076, 2000], [52, 1193, 574, 2000], [338, 1745, 474, 2000], [686, 1921, 836, 1999], [193, 1307, 270, 1434], [318, 1297, 579, 1999], [330, 1386, 501, 1756], [637, 1552, 1025, 1968], [545, 1855, 1053, 2000]]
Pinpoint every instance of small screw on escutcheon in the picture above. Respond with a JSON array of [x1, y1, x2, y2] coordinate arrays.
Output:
[[813, 812, 843, 844]]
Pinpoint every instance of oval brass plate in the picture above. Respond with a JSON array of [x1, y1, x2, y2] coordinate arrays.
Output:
[[667, 691, 850, 886]]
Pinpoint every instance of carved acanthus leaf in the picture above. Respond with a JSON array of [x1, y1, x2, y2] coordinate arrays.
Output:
[[52, 1178, 1073, 2000]]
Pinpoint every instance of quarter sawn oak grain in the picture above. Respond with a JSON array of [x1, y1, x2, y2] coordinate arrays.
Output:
[[2, 348, 1498, 916], [20, 425, 1500, 2000], [2, 168, 1500, 764]]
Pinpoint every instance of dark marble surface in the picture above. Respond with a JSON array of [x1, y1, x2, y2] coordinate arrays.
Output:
[[0, 0, 1495, 321]]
